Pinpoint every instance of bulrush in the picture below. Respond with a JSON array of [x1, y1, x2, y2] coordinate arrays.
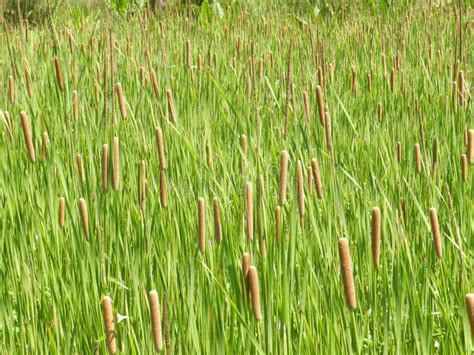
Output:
[[24, 63, 33, 98], [377, 102, 382, 121], [160, 171, 167, 208], [467, 130, 474, 164], [213, 197, 222, 244], [338, 238, 357, 311], [247, 266, 262, 320], [116, 83, 127, 119], [166, 89, 177, 125], [113, 137, 120, 190], [414, 143, 421, 174], [307, 166, 313, 195], [155, 127, 166, 171], [101, 296, 116, 354], [461, 154, 467, 182], [198, 197, 206, 253], [429, 207, 442, 258], [102, 144, 109, 192], [465, 294, 474, 337], [76, 154, 85, 183], [275, 206, 281, 246], [367, 73, 372, 92], [20, 111, 36, 162], [459, 70, 466, 108], [150, 69, 160, 99], [432, 139, 438, 175], [296, 160, 304, 219], [241, 134, 248, 173], [241, 252, 251, 300], [78, 198, 89, 240], [8, 75, 15, 104], [278, 150, 289, 205], [302, 91, 310, 121], [148, 290, 163, 352], [396, 142, 402, 164], [311, 158, 323, 199], [54, 57, 64, 90], [58, 197, 65, 228], [315, 85, 326, 126], [245, 182, 254, 240], [73, 90, 78, 120], [371, 207, 381, 268]]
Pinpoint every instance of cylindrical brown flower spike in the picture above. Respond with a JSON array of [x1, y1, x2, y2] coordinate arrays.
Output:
[[465, 294, 474, 337], [429, 207, 442, 259], [113, 137, 120, 190], [371, 207, 381, 268], [8, 75, 15, 104], [245, 182, 253, 240], [278, 150, 289, 205], [116, 83, 127, 119], [160, 171, 167, 208], [247, 266, 262, 320], [54, 57, 64, 91], [155, 127, 166, 171], [148, 290, 163, 352], [461, 154, 468, 183], [58, 197, 65, 228], [166, 89, 176, 125], [302, 91, 310, 121], [72, 90, 78, 120], [414, 143, 422, 174], [101, 296, 116, 354], [78, 198, 89, 240], [198, 197, 206, 253], [241, 134, 248, 174], [296, 160, 304, 219], [338, 238, 357, 311], [150, 69, 160, 99], [242, 252, 251, 291], [467, 130, 474, 165], [311, 158, 323, 199], [396, 142, 402, 164], [315, 85, 326, 126], [20, 111, 36, 162], [213, 197, 222, 244], [102, 144, 109, 192], [377, 102, 382, 121]]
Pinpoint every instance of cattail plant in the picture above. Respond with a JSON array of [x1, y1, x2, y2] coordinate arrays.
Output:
[[198, 197, 206, 253], [432, 139, 438, 175], [324, 110, 333, 153], [296, 160, 304, 219], [467, 130, 474, 165], [278, 150, 289, 205], [54, 56, 64, 90], [41, 131, 49, 160], [311, 158, 323, 199], [155, 127, 166, 171], [377, 102, 382, 121], [461, 154, 468, 182], [116, 83, 127, 119], [148, 290, 163, 352], [102, 144, 109, 192], [113, 137, 120, 190], [465, 294, 474, 337], [150, 68, 160, 99], [302, 91, 310, 121], [315, 85, 326, 126], [20, 111, 36, 162], [452, 81, 458, 109], [213, 197, 222, 244], [429, 207, 442, 258], [76, 154, 85, 183], [459, 70, 466, 108], [78, 198, 89, 240], [371, 207, 381, 268], [101, 296, 116, 354], [241, 134, 248, 173], [8, 75, 15, 104], [367, 73, 372, 92], [338, 238, 357, 311], [245, 182, 254, 240], [73, 90, 78, 120], [247, 266, 262, 320], [166, 89, 177, 125], [23, 63, 34, 97], [58, 197, 66, 228], [414, 143, 421, 174], [396, 141, 402, 164], [351, 67, 357, 94], [160, 171, 167, 208], [186, 39, 192, 69]]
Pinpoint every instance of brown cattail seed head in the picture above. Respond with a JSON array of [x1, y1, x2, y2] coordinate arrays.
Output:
[[315, 85, 326, 126], [302, 91, 310, 121], [8, 75, 15, 104], [245, 182, 254, 240], [102, 144, 109, 192], [166, 89, 176, 125], [371, 207, 381, 268], [101, 296, 116, 354], [338, 238, 357, 311], [279, 150, 289, 205], [247, 266, 262, 320], [296, 160, 304, 219], [116, 83, 127, 119], [467, 130, 474, 164], [78, 198, 89, 240], [396, 142, 402, 164], [429, 207, 442, 258], [461, 154, 468, 183], [58, 197, 66, 228], [465, 294, 474, 337], [150, 69, 160, 99], [242, 252, 251, 289], [155, 127, 166, 171], [20, 111, 36, 162], [148, 290, 163, 352], [241, 134, 248, 173], [414, 143, 422, 174], [198, 197, 206, 253], [54, 57, 64, 91], [213, 197, 222, 244], [113, 137, 120, 190], [311, 158, 323, 199]]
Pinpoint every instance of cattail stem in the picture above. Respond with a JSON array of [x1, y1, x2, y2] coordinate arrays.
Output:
[[155, 127, 166, 170], [429, 207, 442, 258], [371, 207, 381, 268], [302, 91, 310, 121], [148, 290, 163, 352], [41, 131, 49, 160], [102, 144, 109, 192], [241, 134, 248, 173], [213, 197, 222, 244], [58, 197, 65, 228], [198, 197, 206, 253], [311, 158, 323, 199], [324, 110, 333, 153], [78, 198, 89, 240], [113, 137, 120, 190], [247, 266, 262, 320], [8, 75, 15, 104], [296, 160, 304, 219], [160, 171, 167, 208], [116, 83, 127, 119], [101, 296, 116, 354], [245, 182, 253, 240], [20, 111, 36, 162], [73, 90, 78, 120], [316, 85, 326, 126], [338, 238, 357, 311], [166, 89, 176, 125], [76, 154, 85, 183], [396, 142, 402, 164], [465, 294, 474, 337], [461, 154, 468, 183], [242, 252, 251, 297], [150, 68, 160, 99], [278, 150, 289, 205]]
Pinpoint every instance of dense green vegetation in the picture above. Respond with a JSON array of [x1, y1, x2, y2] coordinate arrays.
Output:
[[0, 1, 473, 353]]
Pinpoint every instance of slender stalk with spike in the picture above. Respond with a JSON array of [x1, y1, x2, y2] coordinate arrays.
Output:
[[247, 266, 261, 320], [275, 206, 281, 247], [396, 142, 402, 164], [20, 111, 36, 163], [101, 296, 116, 354], [338, 238, 357, 311], [278, 150, 289, 205], [302, 91, 310, 121], [160, 171, 167, 208], [241, 134, 248, 173], [116, 83, 127, 119], [371, 207, 381, 268], [311, 158, 323, 199], [467, 130, 474, 164], [102, 144, 109, 192], [42, 131, 49, 160], [8, 75, 15, 104], [73, 90, 78, 120], [213, 197, 222, 244], [113, 137, 120, 190], [54, 57, 64, 90], [166, 89, 176, 125], [198, 197, 205, 253], [429, 207, 442, 258], [466, 294, 474, 337], [245, 182, 253, 240], [315, 85, 326, 126], [324, 110, 332, 153], [296, 160, 304, 219], [76, 154, 85, 183], [78, 198, 89, 240], [414, 143, 421, 174], [155, 127, 166, 171], [148, 290, 163, 352], [150, 68, 159, 99], [242, 252, 251, 299], [58, 197, 65, 228]]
